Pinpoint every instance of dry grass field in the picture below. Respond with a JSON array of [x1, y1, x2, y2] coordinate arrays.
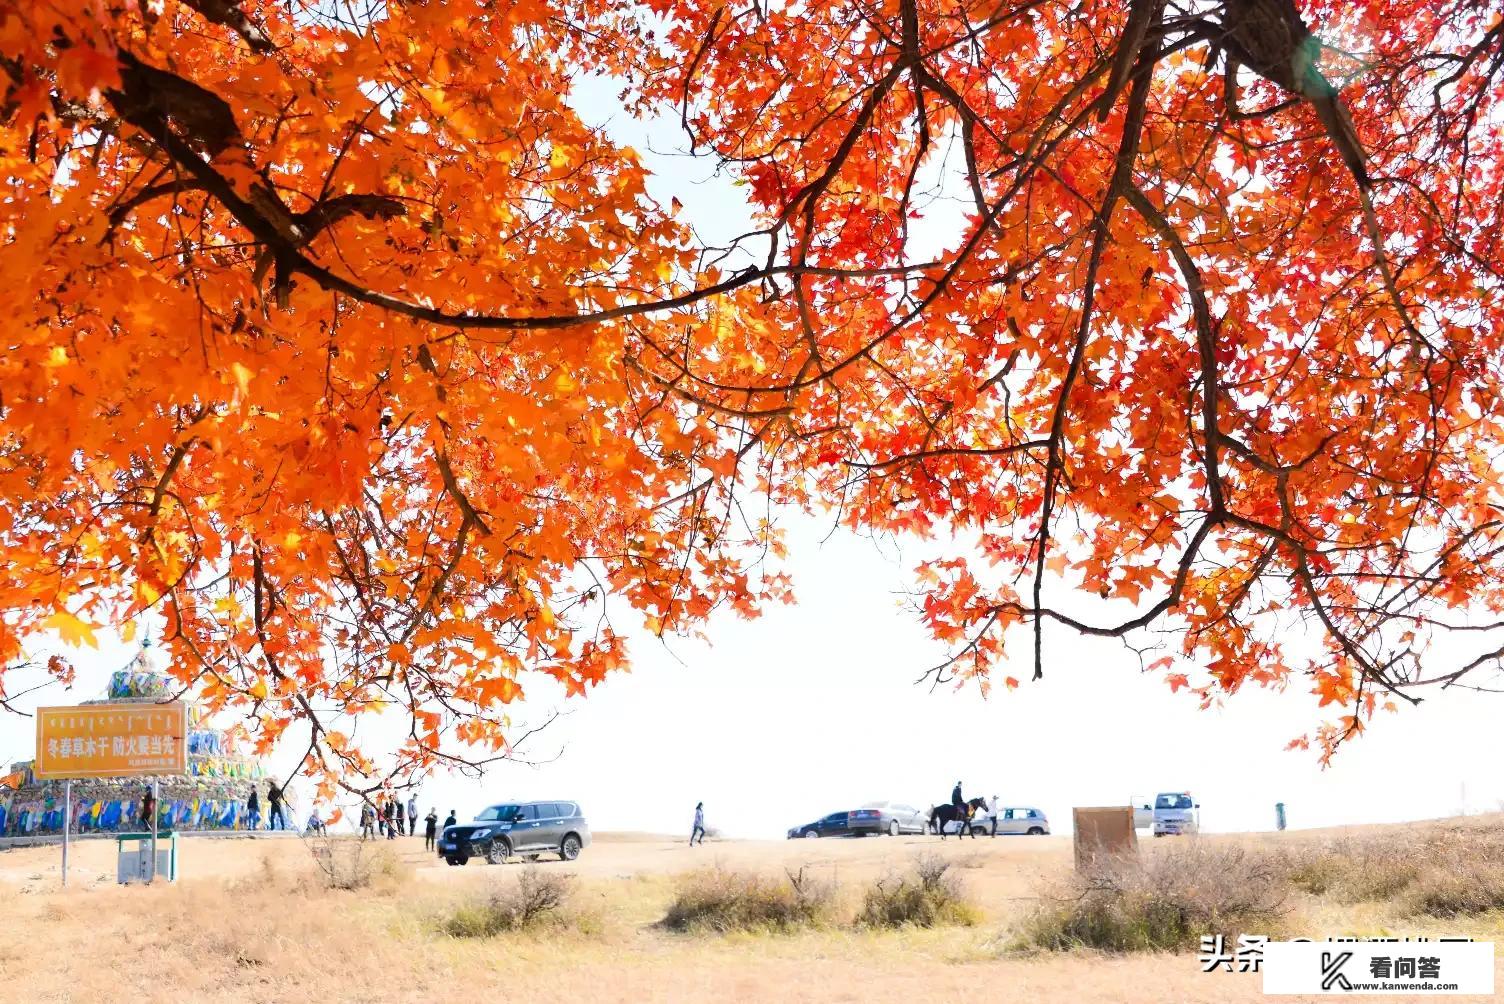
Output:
[[3, 817, 1503, 1003]]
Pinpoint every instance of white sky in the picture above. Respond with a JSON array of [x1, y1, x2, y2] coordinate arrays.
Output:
[[5, 71, 1504, 842], [5, 509, 1503, 839]]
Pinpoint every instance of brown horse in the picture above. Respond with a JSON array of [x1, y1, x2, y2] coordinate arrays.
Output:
[[930, 798, 987, 839]]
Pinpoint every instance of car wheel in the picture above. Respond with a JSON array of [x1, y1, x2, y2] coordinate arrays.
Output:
[[444, 856, 461, 867], [1027, 826, 1044, 836], [803, 829, 819, 839], [559, 834, 582, 861], [484, 840, 510, 865], [888, 820, 900, 837]]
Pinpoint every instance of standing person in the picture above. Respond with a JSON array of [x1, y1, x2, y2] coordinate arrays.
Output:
[[384, 799, 397, 840], [689, 802, 706, 846], [443, 809, 457, 831], [246, 787, 260, 830], [990, 795, 1002, 837], [424, 807, 438, 852], [267, 782, 285, 832], [138, 784, 155, 830], [360, 801, 376, 840], [407, 794, 418, 838]]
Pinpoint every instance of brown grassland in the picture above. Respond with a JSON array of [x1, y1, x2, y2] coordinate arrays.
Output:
[[3, 816, 1503, 1002]]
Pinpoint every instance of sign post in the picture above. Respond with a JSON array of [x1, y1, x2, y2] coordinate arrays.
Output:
[[34, 703, 188, 780], [150, 779, 159, 881], [35, 702, 187, 884], [62, 779, 71, 887]]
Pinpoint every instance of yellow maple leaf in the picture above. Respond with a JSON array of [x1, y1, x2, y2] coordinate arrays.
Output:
[[230, 362, 254, 397], [44, 611, 98, 649]]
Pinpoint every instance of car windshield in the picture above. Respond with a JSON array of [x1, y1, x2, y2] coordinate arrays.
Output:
[[475, 804, 520, 822], [1156, 794, 1194, 810]]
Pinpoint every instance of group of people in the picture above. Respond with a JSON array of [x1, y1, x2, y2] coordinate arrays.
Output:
[[358, 796, 450, 850], [132, 780, 294, 833], [245, 782, 288, 830]]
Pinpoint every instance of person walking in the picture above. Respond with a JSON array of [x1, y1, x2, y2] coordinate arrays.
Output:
[[267, 782, 286, 832], [407, 795, 418, 838], [360, 801, 376, 840], [690, 802, 706, 846], [246, 787, 260, 830], [424, 807, 438, 852]]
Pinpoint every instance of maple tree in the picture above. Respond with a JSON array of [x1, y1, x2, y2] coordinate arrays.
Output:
[[2, 0, 1503, 794]]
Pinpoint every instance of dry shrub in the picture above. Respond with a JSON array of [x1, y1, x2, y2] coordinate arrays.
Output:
[[227, 850, 310, 897], [660, 866, 833, 934], [441, 867, 577, 938], [1279, 837, 1419, 902], [1406, 863, 1504, 918], [1276, 823, 1504, 916], [307, 836, 410, 892], [858, 854, 978, 929], [1015, 841, 1288, 953]]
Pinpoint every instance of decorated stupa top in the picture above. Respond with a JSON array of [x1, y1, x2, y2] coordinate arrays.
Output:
[[104, 637, 176, 703]]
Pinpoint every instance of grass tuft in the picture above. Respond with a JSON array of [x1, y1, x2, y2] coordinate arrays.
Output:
[[660, 866, 834, 934], [858, 854, 979, 929], [1014, 841, 1288, 953], [440, 867, 577, 937]]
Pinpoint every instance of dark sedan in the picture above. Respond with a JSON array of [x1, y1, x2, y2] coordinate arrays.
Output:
[[787, 804, 926, 839], [788, 810, 855, 839]]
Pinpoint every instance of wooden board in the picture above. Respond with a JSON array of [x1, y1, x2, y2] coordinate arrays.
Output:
[[1073, 805, 1138, 870]]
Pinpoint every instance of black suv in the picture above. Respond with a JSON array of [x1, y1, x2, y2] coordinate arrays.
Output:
[[439, 800, 591, 866]]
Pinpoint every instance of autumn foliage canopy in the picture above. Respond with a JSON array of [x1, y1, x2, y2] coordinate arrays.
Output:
[[2, 0, 1503, 790]]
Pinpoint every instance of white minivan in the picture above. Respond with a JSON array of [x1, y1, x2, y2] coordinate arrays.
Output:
[[1151, 791, 1199, 836]]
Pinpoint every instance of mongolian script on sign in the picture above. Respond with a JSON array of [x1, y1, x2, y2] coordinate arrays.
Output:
[[34, 703, 188, 779]]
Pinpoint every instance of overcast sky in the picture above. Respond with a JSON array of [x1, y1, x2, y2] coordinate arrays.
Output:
[[5, 72, 1504, 842]]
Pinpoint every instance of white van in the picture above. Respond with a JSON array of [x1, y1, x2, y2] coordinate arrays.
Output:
[[1151, 792, 1199, 836]]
